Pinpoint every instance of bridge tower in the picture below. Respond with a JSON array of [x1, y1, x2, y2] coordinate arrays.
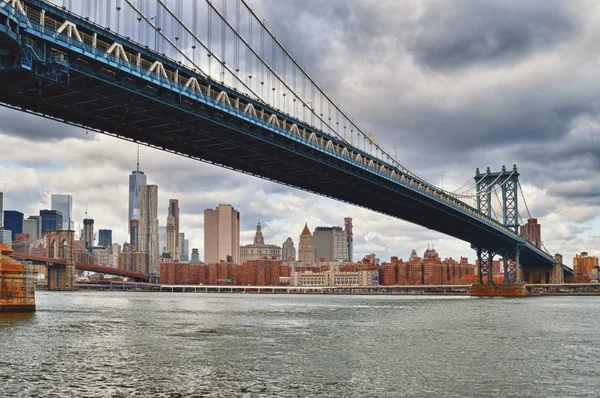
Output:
[[45, 230, 76, 291], [472, 165, 522, 288]]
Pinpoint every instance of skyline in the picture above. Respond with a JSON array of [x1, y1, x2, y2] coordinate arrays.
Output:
[[1, 0, 600, 263]]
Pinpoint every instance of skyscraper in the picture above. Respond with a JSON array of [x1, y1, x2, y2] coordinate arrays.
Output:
[[3, 211, 23, 241], [139, 184, 159, 274], [51, 194, 73, 230], [22, 216, 42, 241], [158, 225, 166, 256], [190, 248, 200, 264], [129, 147, 147, 244], [282, 237, 296, 262], [298, 223, 315, 264], [39, 209, 63, 235], [166, 199, 180, 260], [344, 217, 353, 262], [0, 192, 3, 228], [98, 229, 112, 249], [182, 238, 190, 262], [332, 228, 348, 262], [312, 226, 345, 262], [204, 204, 240, 264], [83, 218, 94, 249]]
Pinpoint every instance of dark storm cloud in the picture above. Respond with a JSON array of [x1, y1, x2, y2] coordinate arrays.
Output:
[[405, 0, 579, 71], [0, 106, 91, 141]]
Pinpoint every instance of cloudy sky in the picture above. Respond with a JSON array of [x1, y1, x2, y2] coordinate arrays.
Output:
[[1, 0, 600, 264]]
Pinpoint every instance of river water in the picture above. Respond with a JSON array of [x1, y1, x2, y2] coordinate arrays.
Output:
[[1, 292, 599, 397]]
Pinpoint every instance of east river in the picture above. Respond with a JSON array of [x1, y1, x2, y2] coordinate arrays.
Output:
[[1, 292, 599, 397]]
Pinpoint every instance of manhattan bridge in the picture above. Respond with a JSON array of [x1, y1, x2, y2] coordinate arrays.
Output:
[[0, 0, 571, 288]]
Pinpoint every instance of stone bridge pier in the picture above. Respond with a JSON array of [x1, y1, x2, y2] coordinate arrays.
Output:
[[45, 230, 76, 291], [521, 254, 564, 284]]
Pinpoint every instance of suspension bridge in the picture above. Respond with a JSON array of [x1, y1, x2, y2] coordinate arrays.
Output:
[[0, 0, 570, 289]]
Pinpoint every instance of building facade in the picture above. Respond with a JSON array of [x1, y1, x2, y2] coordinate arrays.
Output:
[[180, 235, 190, 262], [282, 237, 296, 262], [204, 204, 240, 264], [51, 194, 73, 230], [39, 209, 63, 235], [292, 267, 379, 287], [298, 223, 315, 264], [165, 199, 180, 261], [83, 218, 94, 249], [0, 229, 11, 246], [190, 248, 200, 264], [139, 184, 159, 274], [98, 229, 112, 249], [0, 192, 3, 228], [573, 251, 599, 276], [22, 216, 42, 241], [3, 211, 23, 241], [128, 150, 147, 246], [240, 221, 282, 263], [520, 218, 541, 249], [344, 217, 353, 262]]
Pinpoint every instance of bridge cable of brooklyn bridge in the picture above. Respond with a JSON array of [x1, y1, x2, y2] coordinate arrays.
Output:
[[0, 0, 571, 289]]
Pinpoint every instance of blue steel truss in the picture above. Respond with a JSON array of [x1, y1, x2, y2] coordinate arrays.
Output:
[[0, 0, 555, 268]]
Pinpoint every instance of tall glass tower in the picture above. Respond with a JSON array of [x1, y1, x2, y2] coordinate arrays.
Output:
[[51, 194, 73, 230], [129, 146, 147, 242]]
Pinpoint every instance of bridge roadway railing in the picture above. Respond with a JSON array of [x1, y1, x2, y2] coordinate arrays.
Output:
[[1, 1, 552, 260]]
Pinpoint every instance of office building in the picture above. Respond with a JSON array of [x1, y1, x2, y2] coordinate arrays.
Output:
[[0, 229, 11, 246], [83, 218, 94, 249], [51, 194, 73, 230], [22, 216, 42, 241], [313, 226, 345, 262], [298, 223, 315, 264], [332, 228, 348, 262], [573, 252, 599, 276], [344, 217, 353, 262], [98, 229, 112, 249], [282, 237, 296, 262], [169, 199, 180, 250], [40, 209, 63, 235], [240, 220, 281, 263], [158, 225, 166, 256], [204, 204, 240, 264], [190, 248, 200, 264], [128, 147, 147, 238], [0, 192, 3, 228], [520, 218, 541, 249], [166, 199, 180, 261], [130, 220, 139, 251], [139, 184, 159, 274], [3, 211, 23, 241], [179, 233, 189, 262]]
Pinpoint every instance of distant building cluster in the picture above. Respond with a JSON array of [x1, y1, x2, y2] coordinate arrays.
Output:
[[573, 251, 599, 282]]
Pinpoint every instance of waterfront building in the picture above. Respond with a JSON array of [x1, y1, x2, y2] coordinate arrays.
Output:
[[282, 237, 296, 262], [240, 221, 282, 263], [139, 184, 159, 274], [204, 204, 240, 264], [520, 218, 541, 249], [298, 223, 315, 264], [292, 264, 378, 287], [83, 218, 94, 249], [51, 194, 73, 230], [98, 229, 112, 249], [573, 251, 599, 276], [3, 211, 23, 241], [39, 209, 63, 235]]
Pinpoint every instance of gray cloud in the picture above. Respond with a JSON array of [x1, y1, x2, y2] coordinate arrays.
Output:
[[405, 0, 580, 71]]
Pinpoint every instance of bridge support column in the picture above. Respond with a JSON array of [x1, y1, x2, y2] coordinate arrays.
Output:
[[47, 264, 75, 291], [503, 254, 509, 284], [477, 249, 483, 284], [551, 254, 564, 284], [487, 251, 495, 285], [515, 246, 522, 283]]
